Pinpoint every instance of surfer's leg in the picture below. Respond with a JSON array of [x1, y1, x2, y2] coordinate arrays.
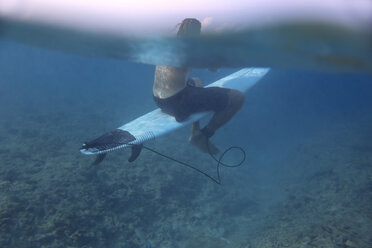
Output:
[[189, 89, 245, 153], [190, 121, 220, 154], [203, 89, 245, 136], [186, 78, 213, 149], [188, 77, 203, 134], [185, 78, 220, 154]]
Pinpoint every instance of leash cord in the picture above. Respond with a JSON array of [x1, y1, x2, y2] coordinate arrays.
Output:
[[142, 144, 246, 185]]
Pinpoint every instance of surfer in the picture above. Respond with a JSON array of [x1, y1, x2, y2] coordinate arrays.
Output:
[[153, 18, 245, 154]]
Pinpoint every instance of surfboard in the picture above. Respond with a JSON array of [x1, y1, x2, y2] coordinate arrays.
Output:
[[80, 67, 270, 162], [1, 0, 371, 72]]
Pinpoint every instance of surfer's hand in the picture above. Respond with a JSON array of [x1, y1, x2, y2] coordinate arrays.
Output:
[[189, 77, 203, 87]]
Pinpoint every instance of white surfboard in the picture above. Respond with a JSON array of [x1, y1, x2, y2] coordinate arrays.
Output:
[[1, 0, 371, 72], [80, 67, 270, 159]]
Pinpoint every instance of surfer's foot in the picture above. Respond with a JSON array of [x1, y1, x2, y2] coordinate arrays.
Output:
[[189, 123, 219, 154]]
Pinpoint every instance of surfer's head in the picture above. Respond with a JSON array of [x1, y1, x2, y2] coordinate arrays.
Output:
[[177, 18, 201, 37]]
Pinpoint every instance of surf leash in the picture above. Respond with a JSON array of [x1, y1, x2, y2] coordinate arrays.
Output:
[[142, 144, 246, 185]]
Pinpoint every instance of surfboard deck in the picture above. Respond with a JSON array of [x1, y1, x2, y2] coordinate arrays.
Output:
[[80, 67, 270, 157]]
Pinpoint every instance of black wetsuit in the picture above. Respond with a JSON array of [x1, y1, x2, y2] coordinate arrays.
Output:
[[153, 79, 230, 122]]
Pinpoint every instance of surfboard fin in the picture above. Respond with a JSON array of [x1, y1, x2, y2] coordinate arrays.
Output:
[[92, 153, 107, 165], [128, 144, 143, 162]]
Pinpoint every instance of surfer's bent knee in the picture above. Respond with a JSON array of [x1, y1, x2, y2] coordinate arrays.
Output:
[[227, 89, 245, 110]]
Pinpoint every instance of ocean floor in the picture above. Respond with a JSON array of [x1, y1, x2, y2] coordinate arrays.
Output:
[[0, 44, 371, 247], [1, 89, 371, 248]]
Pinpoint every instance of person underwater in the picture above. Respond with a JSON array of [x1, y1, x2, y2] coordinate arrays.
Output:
[[153, 18, 245, 154]]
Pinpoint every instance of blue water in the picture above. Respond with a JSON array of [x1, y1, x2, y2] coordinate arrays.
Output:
[[0, 40, 371, 247]]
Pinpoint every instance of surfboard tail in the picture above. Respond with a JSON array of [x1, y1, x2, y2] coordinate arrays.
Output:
[[89, 144, 142, 165], [92, 153, 107, 165], [128, 144, 143, 163], [80, 129, 136, 154], [80, 129, 149, 164]]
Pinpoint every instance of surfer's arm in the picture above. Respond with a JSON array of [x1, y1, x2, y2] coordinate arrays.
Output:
[[188, 77, 203, 87]]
